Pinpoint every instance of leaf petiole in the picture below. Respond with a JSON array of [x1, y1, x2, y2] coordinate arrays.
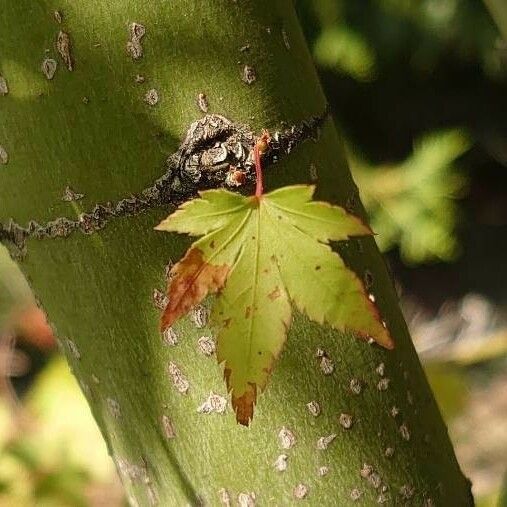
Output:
[[254, 131, 271, 199]]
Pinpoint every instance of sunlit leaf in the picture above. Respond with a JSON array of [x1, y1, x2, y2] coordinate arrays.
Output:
[[156, 185, 393, 425]]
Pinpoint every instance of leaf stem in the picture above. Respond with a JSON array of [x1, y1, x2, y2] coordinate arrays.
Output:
[[254, 131, 270, 199], [254, 143, 264, 198]]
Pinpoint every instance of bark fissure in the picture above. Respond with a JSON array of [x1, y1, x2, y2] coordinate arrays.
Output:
[[0, 109, 329, 257]]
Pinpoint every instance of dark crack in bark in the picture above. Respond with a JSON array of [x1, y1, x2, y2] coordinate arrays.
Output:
[[0, 108, 330, 258]]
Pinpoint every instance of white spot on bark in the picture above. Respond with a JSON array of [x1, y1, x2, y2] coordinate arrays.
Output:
[[0, 145, 9, 165], [152, 289, 168, 310], [399, 484, 414, 499], [293, 484, 308, 499], [135, 74, 145, 83], [197, 92, 209, 113], [309, 163, 318, 182], [56, 31, 73, 71], [377, 492, 389, 503], [78, 379, 91, 397], [66, 338, 81, 359], [319, 355, 334, 375], [197, 335, 215, 356], [167, 361, 189, 394], [384, 447, 394, 458], [368, 472, 382, 489], [107, 397, 121, 418], [164, 259, 174, 280], [318, 466, 329, 477], [0, 75, 8, 95], [390, 406, 399, 417], [197, 392, 227, 414], [54, 10, 63, 23], [375, 362, 385, 376], [39, 56, 55, 81], [316, 434, 336, 450], [339, 413, 353, 429], [350, 488, 362, 501], [130, 22, 146, 40], [218, 488, 231, 507], [360, 463, 373, 478], [407, 390, 414, 405], [349, 378, 362, 394], [242, 65, 256, 84], [191, 305, 208, 328], [399, 423, 411, 441], [238, 492, 256, 507], [162, 327, 178, 346], [62, 186, 84, 201], [278, 426, 296, 449], [273, 453, 288, 472], [368, 293, 376, 303], [281, 28, 291, 50], [144, 88, 159, 106], [127, 22, 145, 60], [315, 348, 334, 373], [306, 400, 321, 416], [377, 378, 390, 391], [161, 414, 175, 438]]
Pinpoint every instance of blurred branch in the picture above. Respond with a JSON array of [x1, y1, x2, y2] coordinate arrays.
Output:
[[484, 0, 507, 41]]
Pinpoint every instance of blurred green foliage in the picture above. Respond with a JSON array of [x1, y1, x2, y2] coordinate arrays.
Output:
[[0, 356, 120, 507], [299, 0, 505, 80], [349, 129, 470, 264], [297, 0, 506, 264]]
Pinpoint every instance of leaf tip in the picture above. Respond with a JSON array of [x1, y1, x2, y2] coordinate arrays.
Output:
[[154, 220, 167, 231], [224, 368, 257, 426], [232, 388, 257, 426]]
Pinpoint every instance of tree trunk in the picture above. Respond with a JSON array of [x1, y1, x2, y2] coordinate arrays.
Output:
[[1, 1, 473, 505]]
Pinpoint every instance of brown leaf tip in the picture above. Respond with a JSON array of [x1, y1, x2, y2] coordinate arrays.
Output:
[[225, 369, 257, 426], [161, 248, 229, 331]]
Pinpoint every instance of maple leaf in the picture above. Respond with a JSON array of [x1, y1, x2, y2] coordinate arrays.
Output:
[[156, 183, 394, 425]]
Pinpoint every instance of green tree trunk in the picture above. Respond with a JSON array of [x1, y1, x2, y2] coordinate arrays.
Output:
[[1, 1, 473, 505]]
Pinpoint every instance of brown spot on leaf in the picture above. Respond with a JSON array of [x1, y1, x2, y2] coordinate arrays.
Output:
[[161, 248, 229, 330], [268, 286, 281, 301]]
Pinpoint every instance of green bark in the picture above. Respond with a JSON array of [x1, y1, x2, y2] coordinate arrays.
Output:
[[1, 1, 472, 505]]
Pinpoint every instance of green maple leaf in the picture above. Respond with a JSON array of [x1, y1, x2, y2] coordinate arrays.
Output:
[[155, 185, 393, 425]]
